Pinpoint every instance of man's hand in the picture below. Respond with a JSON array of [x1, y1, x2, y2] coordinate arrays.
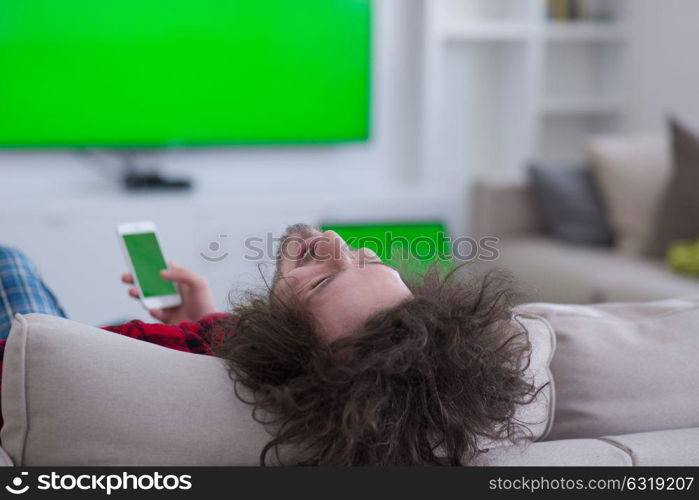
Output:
[[121, 263, 218, 325]]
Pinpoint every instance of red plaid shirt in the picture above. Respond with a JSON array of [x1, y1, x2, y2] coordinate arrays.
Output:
[[0, 313, 232, 429]]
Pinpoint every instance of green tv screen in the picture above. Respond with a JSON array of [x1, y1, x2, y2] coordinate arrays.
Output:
[[320, 221, 454, 275], [0, 0, 371, 147]]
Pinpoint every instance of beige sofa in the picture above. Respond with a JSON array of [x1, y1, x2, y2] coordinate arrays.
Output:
[[1, 295, 698, 466], [472, 176, 699, 304]]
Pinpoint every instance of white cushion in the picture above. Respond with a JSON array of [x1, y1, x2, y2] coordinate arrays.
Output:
[[509, 313, 556, 442], [588, 133, 671, 255]]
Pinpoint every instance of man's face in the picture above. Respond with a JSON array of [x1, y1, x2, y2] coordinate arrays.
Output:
[[272, 224, 413, 342]]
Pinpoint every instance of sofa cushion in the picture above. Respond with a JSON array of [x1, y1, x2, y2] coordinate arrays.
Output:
[[522, 297, 699, 441], [1, 314, 273, 466], [472, 176, 544, 239], [1, 313, 555, 466], [601, 428, 699, 466], [492, 313, 556, 444], [472, 438, 631, 466], [0, 446, 13, 466], [474, 428, 699, 466], [490, 237, 699, 304], [588, 133, 671, 255], [528, 164, 613, 246]]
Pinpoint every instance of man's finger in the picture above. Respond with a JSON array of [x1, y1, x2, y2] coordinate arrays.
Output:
[[160, 264, 205, 287], [148, 309, 166, 322], [128, 288, 139, 298], [121, 273, 134, 284]]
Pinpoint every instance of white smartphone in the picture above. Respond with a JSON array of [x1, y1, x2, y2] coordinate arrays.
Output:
[[117, 221, 182, 310]]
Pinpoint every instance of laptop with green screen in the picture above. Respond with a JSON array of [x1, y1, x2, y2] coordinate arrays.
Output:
[[320, 221, 453, 274]]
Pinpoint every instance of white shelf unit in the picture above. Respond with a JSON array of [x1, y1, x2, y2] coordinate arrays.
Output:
[[441, 22, 532, 42], [420, 0, 627, 184]]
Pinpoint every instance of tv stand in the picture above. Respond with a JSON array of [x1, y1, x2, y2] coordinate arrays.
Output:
[[117, 151, 193, 192], [122, 170, 192, 191]]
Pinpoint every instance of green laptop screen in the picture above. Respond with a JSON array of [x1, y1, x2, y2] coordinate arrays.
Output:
[[0, 0, 371, 147]]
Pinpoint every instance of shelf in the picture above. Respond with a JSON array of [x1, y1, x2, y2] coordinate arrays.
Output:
[[540, 96, 623, 116], [441, 22, 531, 42], [421, 0, 628, 180], [545, 21, 624, 42], [440, 21, 623, 43]]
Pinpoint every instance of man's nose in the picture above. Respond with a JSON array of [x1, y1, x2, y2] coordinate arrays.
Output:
[[313, 231, 353, 266]]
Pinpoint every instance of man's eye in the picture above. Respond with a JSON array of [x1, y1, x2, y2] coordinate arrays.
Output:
[[311, 276, 331, 290]]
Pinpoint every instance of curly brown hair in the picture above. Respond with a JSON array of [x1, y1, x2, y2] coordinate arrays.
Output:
[[213, 266, 540, 466]]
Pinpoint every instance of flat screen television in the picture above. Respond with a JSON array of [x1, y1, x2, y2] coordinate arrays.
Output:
[[0, 0, 371, 148]]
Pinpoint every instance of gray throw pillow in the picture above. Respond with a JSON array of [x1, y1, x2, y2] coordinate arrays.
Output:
[[528, 164, 613, 246], [647, 117, 699, 257]]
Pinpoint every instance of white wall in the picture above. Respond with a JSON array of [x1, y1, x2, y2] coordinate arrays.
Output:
[[623, 0, 699, 131]]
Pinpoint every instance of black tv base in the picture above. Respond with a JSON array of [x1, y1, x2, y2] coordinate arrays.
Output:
[[122, 170, 192, 192], [75, 149, 194, 192]]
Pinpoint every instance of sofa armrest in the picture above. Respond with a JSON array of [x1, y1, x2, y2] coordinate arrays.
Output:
[[472, 176, 544, 238]]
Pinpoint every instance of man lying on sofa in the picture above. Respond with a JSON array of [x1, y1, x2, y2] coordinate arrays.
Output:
[[1, 224, 548, 465]]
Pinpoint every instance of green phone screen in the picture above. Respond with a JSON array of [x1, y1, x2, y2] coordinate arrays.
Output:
[[122, 232, 177, 297]]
